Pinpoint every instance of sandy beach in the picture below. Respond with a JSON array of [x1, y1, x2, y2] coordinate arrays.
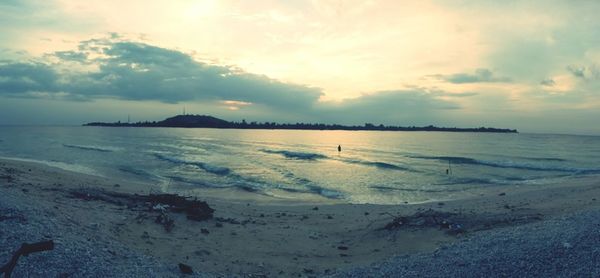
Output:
[[1, 157, 599, 277]]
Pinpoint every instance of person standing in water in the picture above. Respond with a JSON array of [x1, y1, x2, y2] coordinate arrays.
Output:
[[337, 145, 342, 153]]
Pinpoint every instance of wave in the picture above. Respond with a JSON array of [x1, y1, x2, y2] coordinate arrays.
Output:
[[578, 169, 600, 175], [0, 156, 100, 177], [163, 175, 226, 188], [342, 158, 412, 171], [409, 155, 597, 173], [261, 149, 327, 160], [433, 177, 499, 186], [275, 169, 344, 199], [370, 185, 467, 193], [117, 166, 161, 181], [526, 157, 567, 162], [278, 183, 344, 199], [63, 144, 117, 153], [153, 153, 231, 176], [307, 185, 344, 199]]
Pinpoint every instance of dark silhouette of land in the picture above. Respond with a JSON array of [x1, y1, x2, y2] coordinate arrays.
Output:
[[84, 115, 518, 133]]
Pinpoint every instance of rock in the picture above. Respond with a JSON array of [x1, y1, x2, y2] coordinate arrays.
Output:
[[446, 223, 465, 235], [201, 228, 209, 234], [312, 206, 319, 210], [499, 192, 506, 196], [155, 213, 174, 232], [178, 263, 193, 274], [337, 246, 349, 250], [414, 218, 426, 226]]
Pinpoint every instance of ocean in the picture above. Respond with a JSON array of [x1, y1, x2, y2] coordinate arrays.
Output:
[[1, 126, 599, 204]]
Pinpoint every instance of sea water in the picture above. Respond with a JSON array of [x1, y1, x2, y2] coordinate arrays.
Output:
[[1, 126, 599, 204]]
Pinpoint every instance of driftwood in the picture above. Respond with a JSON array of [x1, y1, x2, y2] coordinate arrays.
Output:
[[378, 208, 544, 236], [0, 175, 14, 183], [0, 240, 54, 278], [146, 194, 214, 221], [68, 189, 214, 231], [379, 209, 456, 231], [178, 263, 193, 274]]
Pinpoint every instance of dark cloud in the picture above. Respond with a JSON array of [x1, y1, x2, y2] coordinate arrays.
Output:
[[540, 78, 556, 86], [0, 39, 323, 110], [315, 90, 459, 125], [53, 50, 88, 63], [444, 92, 479, 98], [567, 65, 586, 78], [566, 64, 600, 80], [431, 68, 511, 84], [0, 36, 460, 125], [0, 62, 59, 95]]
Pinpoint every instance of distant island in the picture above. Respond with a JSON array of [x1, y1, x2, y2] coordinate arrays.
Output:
[[84, 115, 517, 133]]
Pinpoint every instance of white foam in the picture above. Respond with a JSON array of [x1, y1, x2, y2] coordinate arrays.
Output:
[[0, 156, 101, 177]]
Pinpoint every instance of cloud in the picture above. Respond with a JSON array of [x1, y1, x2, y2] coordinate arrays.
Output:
[[540, 78, 556, 86], [315, 89, 459, 125], [566, 64, 600, 80], [430, 68, 511, 84], [0, 36, 461, 125], [0, 37, 323, 111], [52, 50, 89, 63], [221, 100, 252, 111], [567, 65, 586, 79], [0, 62, 59, 95]]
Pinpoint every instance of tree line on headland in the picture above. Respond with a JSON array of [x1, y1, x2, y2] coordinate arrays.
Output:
[[84, 114, 518, 133]]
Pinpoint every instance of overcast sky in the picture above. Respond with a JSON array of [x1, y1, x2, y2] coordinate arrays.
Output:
[[1, 0, 600, 134]]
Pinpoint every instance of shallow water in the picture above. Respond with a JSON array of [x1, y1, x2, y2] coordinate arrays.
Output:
[[1, 126, 599, 204]]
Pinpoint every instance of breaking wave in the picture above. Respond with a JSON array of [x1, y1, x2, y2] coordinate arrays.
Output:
[[117, 166, 161, 181], [261, 149, 327, 160], [410, 155, 598, 174], [63, 144, 118, 153], [370, 185, 467, 193], [342, 158, 413, 171], [153, 153, 231, 176]]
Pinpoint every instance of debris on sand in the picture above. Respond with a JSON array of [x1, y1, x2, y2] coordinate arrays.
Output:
[[0, 174, 14, 183], [380, 209, 456, 231], [178, 263, 193, 274], [67, 189, 214, 231], [0, 240, 54, 277], [155, 212, 175, 232], [147, 194, 214, 221], [379, 208, 545, 236]]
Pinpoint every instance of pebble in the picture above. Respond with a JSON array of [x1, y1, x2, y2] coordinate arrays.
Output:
[[336, 209, 600, 277]]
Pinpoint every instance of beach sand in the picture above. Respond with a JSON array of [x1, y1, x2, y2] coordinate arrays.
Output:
[[1, 158, 599, 277]]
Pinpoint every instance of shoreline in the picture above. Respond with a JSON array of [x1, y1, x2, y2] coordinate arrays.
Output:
[[1, 158, 599, 277]]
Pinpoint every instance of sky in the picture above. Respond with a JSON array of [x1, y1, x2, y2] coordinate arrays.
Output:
[[1, 0, 600, 134]]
